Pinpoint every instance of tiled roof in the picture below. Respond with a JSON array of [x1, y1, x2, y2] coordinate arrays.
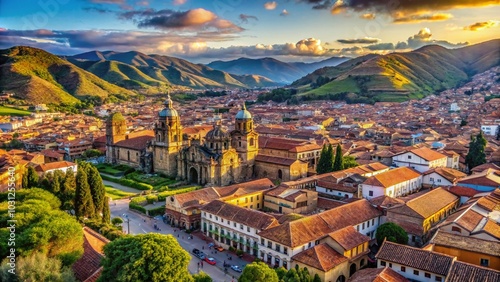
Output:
[[291, 243, 347, 272], [369, 195, 404, 208], [363, 167, 421, 188], [114, 135, 153, 150], [430, 230, 500, 257], [72, 227, 109, 282], [482, 219, 500, 240], [347, 267, 409, 282], [328, 226, 371, 251], [201, 200, 279, 230], [389, 188, 458, 219], [255, 155, 301, 166], [423, 167, 466, 183], [404, 147, 447, 161], [34, 161, 76, 172], [259, 199, 381, 247], [445, 186, 480, 197], [458, 170, 500, 187], [316, 197, 346, 210], [471, 163, 500, 173], [446, 261, 500, 282], [375, 241, 455, 276]]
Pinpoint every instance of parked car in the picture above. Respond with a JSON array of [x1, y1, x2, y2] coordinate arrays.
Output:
[[215, 245, 224, 252], [204, 257, 216, 265], [197, 252, 206, 260], [192, 248, 200, 255], [230, 265, 243, 273]]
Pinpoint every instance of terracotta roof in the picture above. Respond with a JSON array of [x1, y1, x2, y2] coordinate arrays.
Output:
[[255, 155, 302, 166], [458, 170, 500, 188], [423, 167, 466, 183], [201, 200, 279, 230], [316, 197, 346, 210], [72, 227, 109, 282], [403, 147, 447, 161], [430, 230, 500, 257], [445, 186, 480, 197], [362, 167, 421, 188], [114, 135, 153, 150], [482, 219, 500, 239], [40, 149, 64, 158], [375, 241, 455, 276], [328, 226, 371, 251], [471, 163, 500, 173], [34, 161, 76, 173], [369, 195, 404, 208], [347, 267, 409, 282], [291, 243, 348, 272], [389, 188, 458, 219], [259, 199, 381, 247], [317, 181, 358, 193], [447, 261, 500, 282]]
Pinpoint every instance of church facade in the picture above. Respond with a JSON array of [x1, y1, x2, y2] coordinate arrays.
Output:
[[106, 94, 258, 186]]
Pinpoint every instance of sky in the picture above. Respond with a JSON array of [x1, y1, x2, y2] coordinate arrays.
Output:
[[0, 0, 499, 63]]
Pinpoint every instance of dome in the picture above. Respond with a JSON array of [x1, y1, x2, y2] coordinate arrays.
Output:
[[107, 112, 125, 124], [158, 93, 179, 117], [235, 104, 252, 119], [206, 125, 230, 140]]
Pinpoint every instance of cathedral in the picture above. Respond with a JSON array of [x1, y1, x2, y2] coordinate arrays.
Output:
[[106, 94, 259, 186]]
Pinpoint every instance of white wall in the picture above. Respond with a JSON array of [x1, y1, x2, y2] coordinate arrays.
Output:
[[377, 260, 446, 281], [423, 172, 453, 187], [393, 152, 446, 173], [316, 186, 355, 198]]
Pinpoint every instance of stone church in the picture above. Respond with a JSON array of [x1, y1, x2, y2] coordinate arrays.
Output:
[[106, 94, 259, 186]]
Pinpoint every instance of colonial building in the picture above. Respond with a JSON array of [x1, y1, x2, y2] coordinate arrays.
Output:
[[263, 184, 318, 214], [392, 147, 448, 173], [201, 200, 279, 256], [422, 167, 466, 188], [360, 167, 422, 199]]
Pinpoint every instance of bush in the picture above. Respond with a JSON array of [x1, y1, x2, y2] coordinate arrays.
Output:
[[129, 203, 146, 214], [229, 246, 235, 252], [148, 205, 166, 216], [157, 186, 199, 201], [100, 175, 153, 190], [84, 219, 123, 241], [236, 249, 244, 257], [130, 196, 147, 205], [146, 195, 158, 204]]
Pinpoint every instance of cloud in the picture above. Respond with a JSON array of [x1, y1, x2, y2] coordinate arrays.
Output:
[[337, 37, 380, 44], [393, 13, 453, 23], [172, 0, 187, 5], [331, 0, 347, 14], [83, 7, 114, 13], [280, 9, 289, 16], [136, 1, 149, 6], [264, 1, 277, 10], [464, 20, 499, 31], [360, 13, 376, 20], [120, 8, 243, 33], [239, 14, 258, 23], [299, 0, 333, 10]]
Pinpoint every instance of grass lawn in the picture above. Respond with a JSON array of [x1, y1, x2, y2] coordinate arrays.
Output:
[[96, 164, 127, 176], [0, 106, 31, 116], [126, 171, 177, 189], [105, 186, 137, 200]]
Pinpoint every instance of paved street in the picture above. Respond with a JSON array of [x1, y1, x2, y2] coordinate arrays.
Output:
[[110, 199, 245, 282]]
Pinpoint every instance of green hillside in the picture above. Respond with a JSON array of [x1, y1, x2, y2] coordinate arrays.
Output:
[[291, 39, 500, 103], [0, 106, 31, 116], [0, 46, 135, 105]]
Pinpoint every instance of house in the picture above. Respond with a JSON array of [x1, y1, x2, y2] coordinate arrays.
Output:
[[164, 178, 274, 229], [316, 174, 366, 199], [360, 167, 422, 199], [264, 184, 318, 214], [471, 163, 500, 174], [348, 267, 409, 282], [446, 261, 500, 282], [392, 147, 447, 173], [386, 188, 459, 246], [61, 139, 93, 161], [481, 119, 500, 136], [257, 199, 382, 271], [428, 230, 500, 270], [457, 169, 500, 192], [422, 167, 466, 188], [34, 161, 78, 177], [201, 200, 279, 256], [254, 155, 309, 181], [376, 241, 455, 282]]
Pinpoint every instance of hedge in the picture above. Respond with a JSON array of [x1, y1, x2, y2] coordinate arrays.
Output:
[[146, 195, 158, 204], [148, 205, 166, 216], [129, 203, 146, 213], [157, 187, 199, 201], [130, 196, 147, 205], [100, 174, 153, 190]]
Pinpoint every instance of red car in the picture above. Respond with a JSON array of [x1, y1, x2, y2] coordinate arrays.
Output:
[[204, 257, 216, 265]]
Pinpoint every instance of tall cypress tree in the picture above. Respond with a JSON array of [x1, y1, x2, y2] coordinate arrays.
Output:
[[23, 166, 39, 188], [87, 164, 106, 215], [333, 144, 344, 171], [75, 167, 95, 219], [102, 196, 111, 224], [61, 168, 76, 211], [465, 132, 487, 170], [52, 169, 65, 195], [317, 144, 334, 174]]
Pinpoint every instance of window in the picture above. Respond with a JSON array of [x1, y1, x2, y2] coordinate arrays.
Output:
[[380, 261, 386, 267], [284, 248, 288, 255], [435, 277, 442, 282], [251, 196, 253, 202], [425, 273, 431, 278], [451, 226, 461, 233], [408, 155, 412, 159], [308, 242, 312, 248], [430, 177, 434, 181], [247, 227, 250, 232], [215, 216, 218, 221], [362, 222, 365, 229], [261, 238, 264, 245], [240, 224, 243, 230], [245, 198, 248, 203], [250, 205, 253, 209], [372, 219, 375, 225], [221, 219, 224, 223], [275, 244, 281, 252], [367, 221, 370, 228], [369, 191, 373, 196], [480, 258, 489, 267], [437, 179, 441, 183], [315, 240, 320, 245], [234, 222, 236, 227], [257, 203, 260, 209], [257, 195, 260, 200], [400, 266, 406, 272], [414, 270, 419, 276], [209, 214, 212, 219], [389, 263, 392, 268]]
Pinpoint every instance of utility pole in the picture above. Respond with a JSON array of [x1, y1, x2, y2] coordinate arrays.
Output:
[[127, 218, 130, 234]]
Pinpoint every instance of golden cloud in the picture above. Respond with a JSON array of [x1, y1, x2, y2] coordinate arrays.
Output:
[[393, 13, 453, 23], [464, 20, 499, 31], [264, 1, 277, 10], [360, 13, 376, 20]]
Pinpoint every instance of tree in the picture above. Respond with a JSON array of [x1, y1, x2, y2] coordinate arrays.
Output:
[[465, 132, 487, 170], [61, 168, 76, 211], [193, 271, 212, 282], [239, 262, 279, 282], [333, 144, 344, 171], [342, 156, 359, 169], [82, 149, 103, 159], [460, 119, 468, 127], [75, 167, 95, 219], [313, 273, 321, 282], [275, 267, 287, 281], [102, 196, 111, 223], [51, 169, 65, 195], [317, 144, 334, 174], [376, 222, 408, 245], [99, 233, 193, 282], [23, 166, 39, 188], [86, 164, 106, 216], [0, 252, 76, 282], [111, 217, 123, 226]]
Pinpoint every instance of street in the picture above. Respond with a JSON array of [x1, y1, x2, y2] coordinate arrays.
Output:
[[110, 199, 245, 282]]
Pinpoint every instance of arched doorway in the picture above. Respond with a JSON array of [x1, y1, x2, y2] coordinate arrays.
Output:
[[278, 169, 283, 180], [189, 167, 198, 184], [349, 263, 357, 277], [336, 275, 346, 282]]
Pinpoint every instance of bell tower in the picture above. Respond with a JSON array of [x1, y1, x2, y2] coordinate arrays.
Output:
[[105, 112, 127, 164], [232, 104, 258, 171], [152, 93, 183, 176]]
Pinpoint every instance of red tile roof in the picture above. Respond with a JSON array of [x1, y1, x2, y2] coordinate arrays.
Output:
[[363, 167, 421, 188], [447, 261, 500, 282], [328, 226, 371, 251], [72, 227, 109, 282], [348, 267, 409, 282], [291, 243, 347, 272]]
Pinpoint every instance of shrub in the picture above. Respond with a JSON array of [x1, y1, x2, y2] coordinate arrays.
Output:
[[129, 203, 146, 214], [229, 246, 235, 252], [157, 186, 199, 201], [100, 175, 153, 190], [146, 195, 158, 204], [148, 205, 166, 216]]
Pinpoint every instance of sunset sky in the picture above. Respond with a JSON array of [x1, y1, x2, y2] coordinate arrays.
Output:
[[1, 0, 499, 63]]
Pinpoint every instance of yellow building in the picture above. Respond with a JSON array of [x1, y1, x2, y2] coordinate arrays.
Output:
[[429, 230, 500, 270]]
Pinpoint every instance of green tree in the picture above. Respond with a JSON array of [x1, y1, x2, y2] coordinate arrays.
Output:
[[465, 132, 487, 170], [317, 144, 334, 174], [313, 273, 321, 282], [111, 217, 123, 226], [51, 169, 65, 195], [82, 149, 103, 159], [23, 166, 39, 188], [342, 156, 359, 169], [275, 267, 287, 281], [239, 262, 279, 282], [333, 144, 344, 171], [102, 196, 110, 223], [376, 222, 408, 245], [193, 271, 212, 282], [61, 168, 76, 211], [86, 164, 106, 215], [0, 252, 76, 282], [99, 233, 193, 282], [75, 167, 95, 219]]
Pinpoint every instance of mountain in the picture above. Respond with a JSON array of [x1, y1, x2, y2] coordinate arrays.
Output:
[[0, 46, 135, 105], [207, 56, 350, 83], [291, 39, 500, 103], [68, 51, 280, 89]]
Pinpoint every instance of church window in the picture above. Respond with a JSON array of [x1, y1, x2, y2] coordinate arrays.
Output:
[[239, 141, 242, 147], [216, 143, 219, 150], [192, 153, 195, 161], [127, 151, 130, 161], [173, 134, 178, 142], [250, 138, 254, 146]]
